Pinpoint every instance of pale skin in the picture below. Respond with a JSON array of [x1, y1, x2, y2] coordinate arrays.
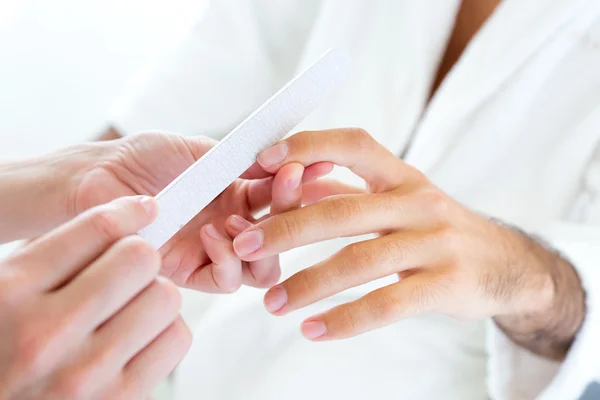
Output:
[[0, 196, 190, 399], [0, 133, 331, 398]]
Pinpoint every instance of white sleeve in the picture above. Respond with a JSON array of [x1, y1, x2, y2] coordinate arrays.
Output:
[[110, 0, 320, 139], [487, 173, 600, 399]]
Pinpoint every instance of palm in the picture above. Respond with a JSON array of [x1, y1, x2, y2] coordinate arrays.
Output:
[[74, 133, 265, 288]]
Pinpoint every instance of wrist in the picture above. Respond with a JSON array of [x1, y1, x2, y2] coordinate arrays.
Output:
[[494, 229, 586, 360]]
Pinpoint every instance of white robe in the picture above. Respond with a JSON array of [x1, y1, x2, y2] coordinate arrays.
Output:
[[111, 0, 600, 398]]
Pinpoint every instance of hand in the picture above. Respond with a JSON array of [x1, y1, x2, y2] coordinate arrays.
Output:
[[0, 196, 190, 399], [56, 132, 333, 293], [231, 128, 564, 342]]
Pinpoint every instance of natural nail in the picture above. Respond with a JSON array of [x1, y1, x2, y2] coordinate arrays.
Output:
[[229, 215, 252, 233], [205, 224, 223, 240], [233, 230, 264, 256], [258, 143, 288, 167], [301, 320, 327, 340], [264, 286, 288, 314]]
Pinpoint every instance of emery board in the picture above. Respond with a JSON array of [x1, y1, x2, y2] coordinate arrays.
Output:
[[138, 48, 352, 249]]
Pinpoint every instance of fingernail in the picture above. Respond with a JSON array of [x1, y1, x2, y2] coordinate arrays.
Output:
[[286, 172, 302, 190], [258, 143, 288, 167], [264, 286, 287, 314], [139, 196, 156, 216], [205, 224, 223, 240], [301, 320, 327, 340], [233, 230, 263, 256], [229, 215, 252, 233]]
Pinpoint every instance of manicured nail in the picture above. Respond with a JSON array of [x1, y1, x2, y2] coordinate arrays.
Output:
[[286, 172, 302, 190], [258, 143, 288, 167], [228, 215, 252, 233], [139, 196, 156, 216], [301, 320, 327, 340], [233, 230, 264, 256], [205, 224, 223, 240], [264, 286, 288, 314]]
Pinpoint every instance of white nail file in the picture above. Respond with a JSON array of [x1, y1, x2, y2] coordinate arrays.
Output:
[[138, 48, 352, 249]]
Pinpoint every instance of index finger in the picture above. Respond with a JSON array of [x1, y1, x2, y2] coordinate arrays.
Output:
[[7, 196, 157, 293], [256, 128, 421, 192]]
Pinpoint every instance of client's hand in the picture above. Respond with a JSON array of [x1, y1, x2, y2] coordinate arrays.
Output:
[[64, 133, 332, 292], [231, 128, 575, 345], [0, 196, 190, 399]]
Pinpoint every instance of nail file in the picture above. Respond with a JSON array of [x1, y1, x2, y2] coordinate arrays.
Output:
[[138, 48, 352, 249]]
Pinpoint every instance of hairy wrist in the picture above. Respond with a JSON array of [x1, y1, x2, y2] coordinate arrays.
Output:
[[493, 227, 586, 361]]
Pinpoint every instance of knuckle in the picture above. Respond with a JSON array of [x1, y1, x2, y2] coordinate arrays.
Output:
[[173, 319, 193, 351], [114, 236, 160, 271], [348, 128, 374, 151], [89, 207, 123, 240], [369, 294, 399, 322], [343, 243, 376, 272], [52, 369, 90, 400], [154, 279, 182, 313], [336, 306, 362, 335], [324, 196, 361, 222], [273, 215, 300, 244], [419, 189, 450, 216], [13, 322, 52, 378]]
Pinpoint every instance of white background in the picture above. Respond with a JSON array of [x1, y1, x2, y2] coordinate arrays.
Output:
[[0, 0, 205, 159]]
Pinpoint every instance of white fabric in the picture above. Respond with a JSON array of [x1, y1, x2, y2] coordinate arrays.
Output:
[[138, 49, 351, 249], [111, 0, 600, 399]]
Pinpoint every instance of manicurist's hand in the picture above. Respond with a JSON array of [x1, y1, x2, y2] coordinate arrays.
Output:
[[231, 128, 584, 361], [0, 132, 332, 292], [0, 196, 190, 399]]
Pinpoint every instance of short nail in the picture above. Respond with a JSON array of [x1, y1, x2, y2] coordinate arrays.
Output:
[[301, 320, 327, 340], [258, 143, 288, 167], [286, 172, 302, 190], [233, 230, 264, 256], [229, 215, 252, 233], [264, 286, 288, 314], [205, 224, 223, 240], [139, 196, 156, 216]]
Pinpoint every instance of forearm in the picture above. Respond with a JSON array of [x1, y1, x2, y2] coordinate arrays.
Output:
[[493, 230, 586, 361]]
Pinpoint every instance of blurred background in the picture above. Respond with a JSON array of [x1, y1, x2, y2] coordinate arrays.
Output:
[[0, 0, 205, 160]]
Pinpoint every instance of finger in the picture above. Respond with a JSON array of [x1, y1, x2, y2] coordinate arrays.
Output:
[[302, 179, 366, 205], [245, 177, 275, 212], [264, 232, 441, 315], [117, 316, 192, 400], [302, 162, 334, 183], [55, 236, 161, 333], [183, 224, 243, 293], [257, 129, 421, 192], [8, 196, 157, 293], [233, 192, 436, 261], [226, 216, 281, 288], [93, 278, 182, 368], [241, 162, 273, 180], [300, 274, 439, 341], [271, 163, 304, 214]]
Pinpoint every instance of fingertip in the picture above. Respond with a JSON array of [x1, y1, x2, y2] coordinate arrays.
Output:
[[226, 215, 253, 236], [300, 319, 328, 341], [203, 224, 224, 240]]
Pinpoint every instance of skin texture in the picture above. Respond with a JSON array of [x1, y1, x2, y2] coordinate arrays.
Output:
[[0, 196, 191, 399], [230, 128, 585, 361]]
